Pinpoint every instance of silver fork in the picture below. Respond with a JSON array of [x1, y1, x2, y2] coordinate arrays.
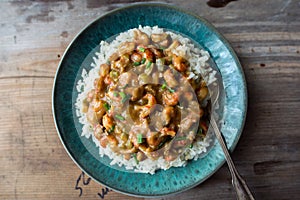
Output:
[[208, 80, 255, 200]]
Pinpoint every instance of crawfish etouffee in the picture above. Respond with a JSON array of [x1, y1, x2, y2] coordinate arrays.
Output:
[[75, 26, 216, 174]]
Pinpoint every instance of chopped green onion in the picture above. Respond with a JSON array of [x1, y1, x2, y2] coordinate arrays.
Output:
[[108, 125, 115, 133], [174, 136, 186, 141], [133, 153, 139, 164], [168, 87, 175, 93], [189, 143, 193, 148], [133, 62, 140, 66], [115, 114, 125, 121], [137, 133, 143, 144], [161, 82, 167, 89], [122, 95, 131, 103], [113, 91, 118, 97], [159, 46, 166, 50], [161, 82, 175, 93], [103, 102, 110, 111], [106, 60, 111, 65], [80, 85, 84, 92], [119, 92, 130, 103], [139, 47, 145, 52], [141, 58, 146, 64], [146, 61, 152, 69], [119, 92, 126, 99]]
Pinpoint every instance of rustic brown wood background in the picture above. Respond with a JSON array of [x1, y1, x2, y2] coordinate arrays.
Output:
[[0, 0, 299, 199]]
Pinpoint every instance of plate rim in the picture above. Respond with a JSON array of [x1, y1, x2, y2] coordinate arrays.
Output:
[[52, 2, 247, 198]]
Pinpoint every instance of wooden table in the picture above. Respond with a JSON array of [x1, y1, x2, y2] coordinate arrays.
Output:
[[1, 0, 299, 199]]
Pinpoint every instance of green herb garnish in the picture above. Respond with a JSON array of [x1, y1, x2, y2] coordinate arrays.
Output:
[[141, 58, 146, 64], [119, 92, 126, 99], [137, 133, 143, 144], [80, 85, 84, 92], [146, 61, 152, 69], [115, 114, 125, 121], [122, 95, 131, 103], [139, 47, 145, 52], [133, 62, 140, 66], [168, 87, 175, 93], [113, 91, 118, 97], [133, 153, 139, 164], [103, 102, 110, 111], [189, 143, 193, 148], [108, 125, 115, 133], [119, 92, 131, 103], [161, 82, 175, 93]]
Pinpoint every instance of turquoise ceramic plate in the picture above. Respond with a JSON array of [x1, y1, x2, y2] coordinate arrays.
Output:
[[52, 3, 247, 197]]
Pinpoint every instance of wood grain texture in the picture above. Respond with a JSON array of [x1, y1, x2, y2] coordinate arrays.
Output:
[[0, 0, 299, 199]]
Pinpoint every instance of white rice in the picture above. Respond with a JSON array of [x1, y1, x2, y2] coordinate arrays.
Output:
[[74, 26, 216, 174]]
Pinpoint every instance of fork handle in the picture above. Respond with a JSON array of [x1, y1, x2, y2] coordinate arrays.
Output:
[[211, 118, 255, 200], [231, 164, 253, 200]]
